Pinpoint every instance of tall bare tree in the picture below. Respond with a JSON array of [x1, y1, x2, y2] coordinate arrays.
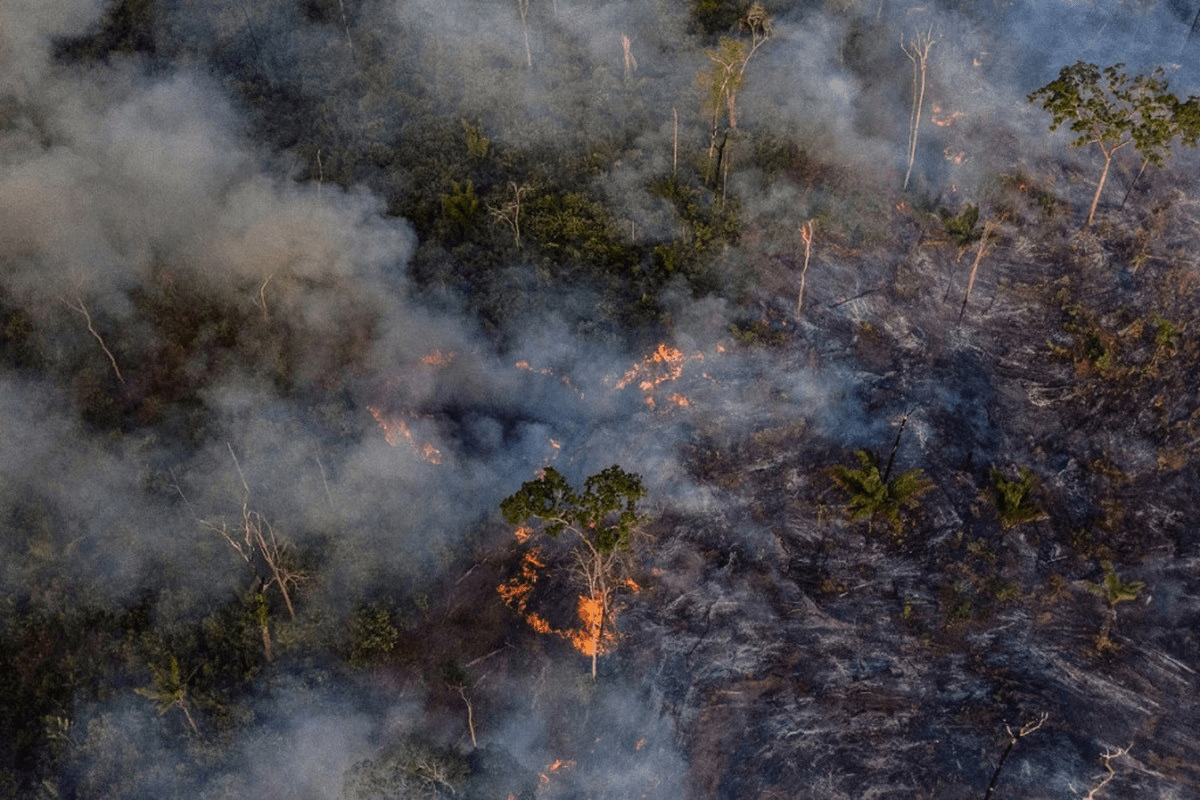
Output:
[[902, 27, 937, 192]]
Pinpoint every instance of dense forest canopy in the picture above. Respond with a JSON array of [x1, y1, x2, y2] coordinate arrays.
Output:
[[4, 0, 1200, 797]]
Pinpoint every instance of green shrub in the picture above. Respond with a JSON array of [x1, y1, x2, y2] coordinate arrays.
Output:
[[828, 450, 933, 538], [939, 203, 981, 246], [990, 467, 1045, 529]]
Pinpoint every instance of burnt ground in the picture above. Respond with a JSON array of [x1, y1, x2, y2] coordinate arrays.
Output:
[[394, 172, 1200, 799]]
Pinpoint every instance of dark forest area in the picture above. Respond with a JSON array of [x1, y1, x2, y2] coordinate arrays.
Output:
[[4, 0, 1200, 797]]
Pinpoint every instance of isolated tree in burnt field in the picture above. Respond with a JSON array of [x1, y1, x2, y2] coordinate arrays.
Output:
[[500, 465, 647, 678], [1028, 61, 1200, 228]]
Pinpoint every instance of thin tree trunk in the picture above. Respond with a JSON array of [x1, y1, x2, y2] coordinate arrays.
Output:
[[1119, 156, 1150, 210], [672, 107, 678, 177], [1086, 151, 1114, 228], [959, 220, 995, 322], [459, 687, 477, 747], [796, 220, 814, 319], [62, 296, 124, 384]]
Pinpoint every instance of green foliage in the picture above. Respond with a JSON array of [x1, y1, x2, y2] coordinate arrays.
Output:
[[729, 318, 786, 347], [440, 180, 481, 239], [1028, 62, 1190, 168], [461, 118, 489, 159], [939, 203, 981, 246], [828, 450, 933, 537], [989, 467, 1044, 529], [525, 192, 633, 271], [1028, 62, 1200, 224], [500, 465, 647, 554], [347, 602, 400, 668], [689, 0, 747, 36], [1087, 562, 1144, 609]]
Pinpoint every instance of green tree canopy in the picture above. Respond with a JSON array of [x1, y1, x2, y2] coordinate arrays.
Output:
[[500, 465, 646, 553], [1028, 61, 1200, 227]]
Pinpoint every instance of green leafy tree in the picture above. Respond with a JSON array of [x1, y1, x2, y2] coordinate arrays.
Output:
[[500, 465, 648, 677], [828, 450, 933, 538], [1028, 62, 1199, 227], [696, 3, 771, 184], [135, 654, 200, 735]]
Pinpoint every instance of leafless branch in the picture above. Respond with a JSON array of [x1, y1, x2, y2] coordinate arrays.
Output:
[[1082, 744, 1131, 799], [60, 295, 124, 384]]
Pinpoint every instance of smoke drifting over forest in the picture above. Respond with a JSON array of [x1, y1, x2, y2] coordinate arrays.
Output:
[[5, 0, 1200, 797]]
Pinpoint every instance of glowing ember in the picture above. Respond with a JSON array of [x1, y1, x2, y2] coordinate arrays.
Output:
[[666, 392, 691, 408], [539, 758, 577, 786], [636, 738, 646, 751], [515, 360, 582, 396], [944, 146, 966, 164], [496, 548, 544, 613], [420, 350, 456, 366], [931, 103, 965, 127], [367, 405, 412, 446], [366, 406, 443, 464], [513, 525, 533, 543]]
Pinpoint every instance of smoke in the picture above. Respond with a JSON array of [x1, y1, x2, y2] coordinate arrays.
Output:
[[8, 0, 1200, 796]]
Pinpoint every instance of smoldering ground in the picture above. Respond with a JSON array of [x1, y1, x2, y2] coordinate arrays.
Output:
[[6, 0, 1200, 796]]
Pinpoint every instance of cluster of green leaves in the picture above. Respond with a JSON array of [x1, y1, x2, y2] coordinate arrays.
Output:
[[1087, 561, 1144, 610], [500, 465, 647, 554], [828, 450, 933, 538], [1029, 62, 1200, 169], [940, 203, 981, 247], [1050, 295, 1187, 385], [990, 467, 1045, 529], [346, 602, 400, 669]]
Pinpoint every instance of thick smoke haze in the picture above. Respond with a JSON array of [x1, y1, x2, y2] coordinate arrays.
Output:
[[5, 0, 1200, 796]]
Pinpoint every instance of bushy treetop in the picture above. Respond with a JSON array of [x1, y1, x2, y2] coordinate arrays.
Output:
[[500, 465, 647, 554]]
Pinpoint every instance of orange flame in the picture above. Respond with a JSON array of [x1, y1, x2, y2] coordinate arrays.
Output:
[[615, 343, 688, 390], [366, 406, 442, 464], [497, 548, 544, 613], [539, 758, 577, 786], [367, 405, 411, 446], [498, 549, 622, 659]]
